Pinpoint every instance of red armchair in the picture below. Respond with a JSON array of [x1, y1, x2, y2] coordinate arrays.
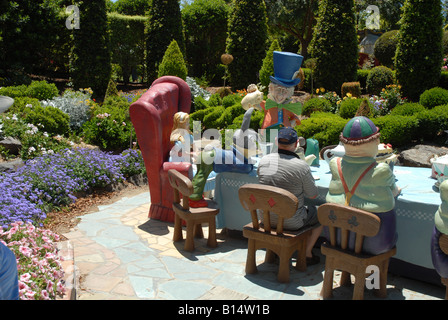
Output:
[[130, 76, 193, 222]]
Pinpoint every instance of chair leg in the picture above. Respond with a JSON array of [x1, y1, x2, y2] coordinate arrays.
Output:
[[277, 249, 291, 283], [321, 262, 334, 299], [173, 214, 183, 242], [295, 240, 307, 272], [265, 249, 276, 263], [194, 223, 204, 239], [184, 222, 195, 252], [340, 271, 352, 287], [374, 260, 390, 298], [245, 239, 258, 275], [352, 272, 366, 300], [207, 218, 217, 248]]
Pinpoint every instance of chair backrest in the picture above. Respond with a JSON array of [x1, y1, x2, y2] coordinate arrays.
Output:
[[168, 169, 193, 210], [440, 234, 448, 256], [238, 184, 298, 235], [317, 203, 381, 254]]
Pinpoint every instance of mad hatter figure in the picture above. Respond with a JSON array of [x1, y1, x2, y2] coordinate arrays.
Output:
[[259, 51, 304, 142], [431, 180, 448, 279], [326, 116, 401, 255]]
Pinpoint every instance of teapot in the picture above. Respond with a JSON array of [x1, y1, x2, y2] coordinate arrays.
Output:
[[323, 143, 346, 164]]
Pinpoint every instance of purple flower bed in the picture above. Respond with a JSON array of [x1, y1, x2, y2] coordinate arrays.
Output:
[[0, 148, 146, 228]]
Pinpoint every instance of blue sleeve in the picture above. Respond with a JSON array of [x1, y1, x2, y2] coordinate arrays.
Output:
[[0, 242, 19, 300]]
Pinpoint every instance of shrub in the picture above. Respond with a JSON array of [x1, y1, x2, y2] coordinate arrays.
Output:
[[0, 85, 28, 98], [259, 40, 282, 89], [24, 81, 59, 101], [395, 0, 443, 101], [81, 96, 135, 151], [158, 40, 188, 81], [341, 82, 361, 98], [6, 97, 41, 116], [356, 69, 370, 93], [203, 106, 226, 129], [373, 30, 399, 68], [373, 115, 419, 147], [226, 0, 268, 89], [190, 106, 215, 124], [207, 93, 223, 107], [419, 87, 448, 109], [222, 94, 242, 108], [415, 104, 448, 142], [296, 112, 348, 148], [309, 0, 358, 93], [214, 104, 246, 128], [302, 98, 332, 117], [339, 98, 373, 119], [390, 102, 426, 116], [192, 96, 210, 112], [24, 105, 70, 137], [366, 66, 394, 95]]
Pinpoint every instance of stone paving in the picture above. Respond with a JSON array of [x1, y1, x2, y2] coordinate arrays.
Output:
[[61, 191, 446, 300]]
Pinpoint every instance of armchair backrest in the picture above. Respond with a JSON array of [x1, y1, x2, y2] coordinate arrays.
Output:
[[129, 76, 191, 206]]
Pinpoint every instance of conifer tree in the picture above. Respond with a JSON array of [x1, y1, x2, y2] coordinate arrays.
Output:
[[71, 0, 111, 101], [146, 0, 185, 83], [259, 40, 282, 90], [395, 0, 443, 101], [158, 40, 188, 80], [226, 0, 268, 90], [309, 0, 358, 94]]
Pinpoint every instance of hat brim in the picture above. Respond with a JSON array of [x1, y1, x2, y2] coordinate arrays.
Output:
[[270, 76, 301, 88]]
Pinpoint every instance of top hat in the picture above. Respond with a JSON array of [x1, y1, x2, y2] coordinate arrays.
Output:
[[269, 51, 304, 88], [340, 116, 380, 145]]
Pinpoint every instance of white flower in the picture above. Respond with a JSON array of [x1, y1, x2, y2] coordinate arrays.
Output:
[[28, 147, 36, 154]]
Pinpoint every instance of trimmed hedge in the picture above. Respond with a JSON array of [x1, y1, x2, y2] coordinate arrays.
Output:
[[302, 98, 332, 117], [419, 87, 448, 109], [373, 30, 399, 68]]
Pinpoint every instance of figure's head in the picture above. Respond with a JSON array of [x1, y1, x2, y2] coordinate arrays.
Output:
[[340, 116, 381, 158], [276, 127, 299, 152], [268, 82, 295, 104], [172, 112, 190, 131]]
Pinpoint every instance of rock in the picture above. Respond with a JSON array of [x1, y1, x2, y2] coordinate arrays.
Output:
[[0, 158, 25, 173], [0, 136, 22, 155], [398, 145, 448, 168]]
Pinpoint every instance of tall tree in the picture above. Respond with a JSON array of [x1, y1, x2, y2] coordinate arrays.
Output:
[[146, 0, 185, 83], [395, 0, 443, 101], [309, 0, 359, 93], [71, 0, 111, 100], [264, 0, 318, 59], [182, 0, 229, 85], [226, 0, 268, 90]]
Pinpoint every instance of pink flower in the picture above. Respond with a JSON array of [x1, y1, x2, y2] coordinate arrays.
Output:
[[20, 273, 31, 283], [40, 290, 50, 300], [19, 246, 32, 257]]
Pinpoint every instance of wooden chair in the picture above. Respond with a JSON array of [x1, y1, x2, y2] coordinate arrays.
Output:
[[238, 184, 316, 283], [317, 203, 397, 300], [439, 234, 448, 300], [167, 169, 219, 252]]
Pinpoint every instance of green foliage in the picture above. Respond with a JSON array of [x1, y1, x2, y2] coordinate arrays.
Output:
[[24, 105, 70, 137], [157, 40, 188, 80], [222, 94, 242, 108], [339, 98, 374, 119], [390, 102, 425, 116], [366, 66, 394, 95], [146, 0, 185, 83], [110, 0, 150, 15], [419, 87, 448, 109], [395, 0, 443, 101], [104, 79, 119, 101], [414, 104, 448, 142], [373, 30, 399, 68], [356, 69, 371, 93], [192, 96, 210, 112], [207, 94, 223, 107], [214, 104, 246, 128], [302, 98, 332, 117], [81, 96, 135, 151], [6, 97, 41, 116], [372, 115, 419, 146], [71, 0, 111, 101], [0, 85, 29, 98], [108, 13, 146, 84], [226, 0, 268, 90], [296, 112, 348, 148], [341, 82, 361, 98], [25, 81, 59, 101], [203, 106, 226, 128], [259, 40, 282, 89], [182, 0, 229, 85], [309, 0, 358, 93]]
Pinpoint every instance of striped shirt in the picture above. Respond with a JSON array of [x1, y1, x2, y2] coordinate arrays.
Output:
[[257, 149, 319, 230]]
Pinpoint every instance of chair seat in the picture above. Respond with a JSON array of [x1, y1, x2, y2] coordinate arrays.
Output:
[[321, 242, 397, 270], [243, 222, 314, 243], [174, 199, 219, 220]]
